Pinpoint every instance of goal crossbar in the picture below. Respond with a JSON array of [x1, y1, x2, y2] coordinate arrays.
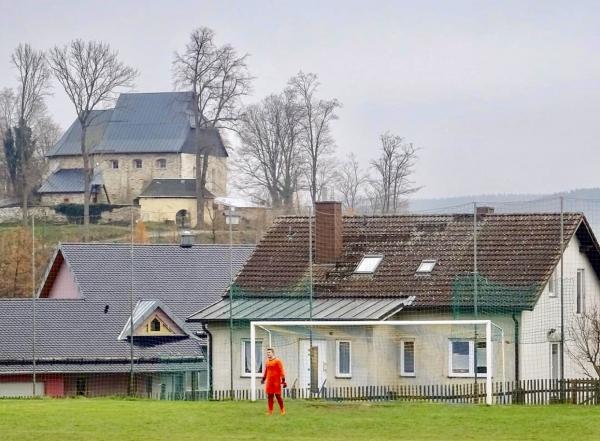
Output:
[[250, 319, 503, 405]]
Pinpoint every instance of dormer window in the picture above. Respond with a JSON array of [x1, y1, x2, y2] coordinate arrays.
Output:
[[150, 318, 161, 332], [416, 259, 437, 274], [355, 255, 383, 274]]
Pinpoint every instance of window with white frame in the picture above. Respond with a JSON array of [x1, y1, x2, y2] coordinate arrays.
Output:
[[109, 160, 119, 169], [448, 340, 487, 377], [548, 270, 556, 297], [550, 342, 561, 380], [399, 340, 415, 376], [241, 339, 263, 376], [133, 159, 143, 169], [577, 268, 585, 314], [354, 255, 383, 274], [156, 158, 167, 169], [336, 340, 351, 377]]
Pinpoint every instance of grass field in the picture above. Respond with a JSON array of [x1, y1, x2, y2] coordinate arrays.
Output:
[[1, 399, 599, 441]]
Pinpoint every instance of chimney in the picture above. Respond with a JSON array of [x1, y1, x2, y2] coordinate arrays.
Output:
[[180, 230, 194, 248], [476, 206, 494, 216], [315, 201, 343, 264]]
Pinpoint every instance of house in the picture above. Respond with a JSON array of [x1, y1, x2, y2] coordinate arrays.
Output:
[[139, 179, 215, 227], [39, 92, 228, 205], [188, 201, 600, 393], [0, 241, 254, 398]]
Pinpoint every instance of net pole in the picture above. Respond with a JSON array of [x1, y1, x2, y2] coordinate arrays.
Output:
[[129, 205, 135, 396], [486, 320, 492, 405], [559, 196, 565, 402], [31, 214, 36, 396], [501, 328, 506, 404], [308, 205, 314, 395], [228, 209, 234, 400], [250, 322, 256, 401], [473, 202, 479, 395]]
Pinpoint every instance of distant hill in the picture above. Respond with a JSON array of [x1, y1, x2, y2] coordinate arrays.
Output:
[[407, 187, 600, 234]]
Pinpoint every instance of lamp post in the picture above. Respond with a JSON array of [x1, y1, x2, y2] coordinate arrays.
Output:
[[224, 207, 240, 398]]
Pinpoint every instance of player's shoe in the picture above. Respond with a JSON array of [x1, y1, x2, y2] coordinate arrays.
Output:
[[280, 409, 286, 416]]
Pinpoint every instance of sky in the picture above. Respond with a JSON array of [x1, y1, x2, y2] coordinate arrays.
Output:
[[1, 0, 599, 199]]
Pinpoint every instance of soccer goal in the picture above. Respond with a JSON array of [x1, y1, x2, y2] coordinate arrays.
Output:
[[250, 320, 505, 405]]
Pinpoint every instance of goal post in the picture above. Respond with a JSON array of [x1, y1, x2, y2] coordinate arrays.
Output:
[[250, 319, 504, 405]]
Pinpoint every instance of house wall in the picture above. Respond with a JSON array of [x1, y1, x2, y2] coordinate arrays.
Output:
[[47, 260, 80, 299], [46, 156, 84, 176], [206, 316, 514, 391], [40, 193, 85, 205], [180, 154, 228, 197], [0, 374, 63, 397], [520, 234, 600, 380], [139, 197, 214, 226]]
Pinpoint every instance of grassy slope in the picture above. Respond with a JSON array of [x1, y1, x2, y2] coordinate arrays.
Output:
[[1, 399, 599, 441]]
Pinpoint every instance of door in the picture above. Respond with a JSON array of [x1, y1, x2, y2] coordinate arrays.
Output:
[[299, 340, 327, 392]]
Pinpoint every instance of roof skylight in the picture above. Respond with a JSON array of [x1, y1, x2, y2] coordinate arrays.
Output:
[[355, 255, 383, 274], [416, 259, 437, 274]]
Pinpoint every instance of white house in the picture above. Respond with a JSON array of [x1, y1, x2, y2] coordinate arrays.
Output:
[[188, 202, 600, 393]]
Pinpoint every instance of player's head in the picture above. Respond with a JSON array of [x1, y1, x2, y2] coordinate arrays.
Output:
[[266, 348, 275, 360]]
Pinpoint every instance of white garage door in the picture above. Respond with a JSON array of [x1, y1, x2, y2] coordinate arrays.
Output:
[[0, 382, 44, 398]]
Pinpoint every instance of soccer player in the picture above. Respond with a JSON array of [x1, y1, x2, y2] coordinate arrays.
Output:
[[261, 347, 286, 415]]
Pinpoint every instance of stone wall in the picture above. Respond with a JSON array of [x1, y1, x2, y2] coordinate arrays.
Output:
[[0, 206, 68, 224]]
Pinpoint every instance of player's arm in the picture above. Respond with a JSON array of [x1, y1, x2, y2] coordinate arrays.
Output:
[[279, 360, 287, 388], [261, 361, 267, 384]]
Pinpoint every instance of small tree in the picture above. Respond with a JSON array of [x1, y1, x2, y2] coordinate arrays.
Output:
[[173, 27, 252, 227], [371, 132, 419, 214], [567, 306, 600, 378], [334, 153, 369, 212], [133, 220, 149, 244], [49, 40, 137, 239]]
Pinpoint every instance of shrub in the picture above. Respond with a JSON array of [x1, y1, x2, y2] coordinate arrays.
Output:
[[54, 203, 114, 224]]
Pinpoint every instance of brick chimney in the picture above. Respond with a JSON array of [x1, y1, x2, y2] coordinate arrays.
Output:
[[315, 201, 343, 264]]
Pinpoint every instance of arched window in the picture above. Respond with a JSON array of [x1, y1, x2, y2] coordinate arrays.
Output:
[[133, 159, 143, 169], [156, 158, 167, 169], [176, 209, 190, 228], [151, 318, 161, 332]]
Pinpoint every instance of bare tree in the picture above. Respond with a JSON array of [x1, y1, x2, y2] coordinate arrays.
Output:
[[334, 153, 369, 212], [49, 40, 137, 237], [288, 72, 340, 204], [0, 88, 17, 197], [173, 27, 252, 227], [10, 44, 51, 224], [371, 132, 419, 214], [567, 307, 600, 378], [236, 91, 303, 209]]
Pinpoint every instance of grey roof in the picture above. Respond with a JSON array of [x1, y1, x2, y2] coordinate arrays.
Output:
[[118, 300, 192, 340], [37, 169, 104, 194], [47, 92, 227, 157], [0, 243, 255, 374], [46, 109, 112, 157], [139, 179, 215, 199], [0, 299, 204, 374], [188, 297, 415, 322]]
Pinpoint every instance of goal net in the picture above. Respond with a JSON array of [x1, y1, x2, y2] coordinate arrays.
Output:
[[249, 319, 505, 405]]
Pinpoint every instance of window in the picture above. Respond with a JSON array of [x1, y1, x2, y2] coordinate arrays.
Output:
[[242, 340, 263, 376], [548, 271, 556, 297], [416, 259, 437, 274], [355, 255, 383, 274], [336, 340, 352, 377], [150, 318, 161, 332], [133, 159, 143, 169], [109, 160, 119, 169], [577, 269, 585, 314], [448, 340, 487, 377], [399, 340, 415, 376], [550, 342, 561, 380], [156, 159, 167, 169]]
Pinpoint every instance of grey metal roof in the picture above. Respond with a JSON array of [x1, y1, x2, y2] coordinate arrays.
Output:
[[46, 109, 112, 157], [47, 92, 227, 157], [37, 169, 104, 194], [118, 300, 193, 340], [188, 296, 415, 322], [0, 243, 255, 374], [139, 179, 215, 199]]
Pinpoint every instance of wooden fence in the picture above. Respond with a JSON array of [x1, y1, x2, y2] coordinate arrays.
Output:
[[207, 379, 600, 405]]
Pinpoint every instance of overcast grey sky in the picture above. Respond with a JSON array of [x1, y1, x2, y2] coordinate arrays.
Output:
[[2, 0, 599, 198]]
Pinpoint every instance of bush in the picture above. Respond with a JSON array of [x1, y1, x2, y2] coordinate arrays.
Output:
[[54, 203, 114, 224]]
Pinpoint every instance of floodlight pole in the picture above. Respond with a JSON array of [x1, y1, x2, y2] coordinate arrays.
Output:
[[250, 323, 256, 401], [129, 205, 135, 396], [31, 215, 36, 396], [473, 202, 479, 396], [559, 196, 565, 401]]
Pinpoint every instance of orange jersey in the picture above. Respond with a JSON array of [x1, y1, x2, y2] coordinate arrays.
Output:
[[263, 358, 285, 394]]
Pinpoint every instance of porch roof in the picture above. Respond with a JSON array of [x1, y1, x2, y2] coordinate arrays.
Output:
[[187, 296, 415, 322]]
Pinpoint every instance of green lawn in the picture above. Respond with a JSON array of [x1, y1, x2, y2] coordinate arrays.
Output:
[[1, 399, 599, 441]]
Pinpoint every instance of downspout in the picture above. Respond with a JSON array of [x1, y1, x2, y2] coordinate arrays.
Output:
[[511, 313, 520, 382], [201, 322, 213, 397]]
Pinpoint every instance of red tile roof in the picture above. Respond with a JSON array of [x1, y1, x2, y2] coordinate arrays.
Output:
[[233, 213, 600, 309]]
